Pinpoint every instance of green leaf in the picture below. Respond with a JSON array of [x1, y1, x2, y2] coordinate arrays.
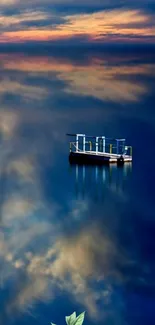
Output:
[[65, 312, 76, 325], [74, 312, 85, 325]]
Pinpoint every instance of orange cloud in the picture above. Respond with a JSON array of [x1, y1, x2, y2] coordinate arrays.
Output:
[[0, 0, 16, 4], [0, 9, 154, 43]]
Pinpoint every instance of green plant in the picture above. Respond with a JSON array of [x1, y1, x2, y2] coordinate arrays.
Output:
[[51, 311, 85, 325]]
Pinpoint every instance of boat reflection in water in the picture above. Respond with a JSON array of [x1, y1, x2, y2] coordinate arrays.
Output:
[[69, 163, 132, 201]]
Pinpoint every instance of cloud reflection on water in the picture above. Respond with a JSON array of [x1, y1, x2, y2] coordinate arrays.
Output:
[[1, 53, 155, 102], [0, 50, 154, 324]]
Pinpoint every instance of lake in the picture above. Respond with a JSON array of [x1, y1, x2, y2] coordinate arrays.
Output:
[[0, 45, 155, 325]]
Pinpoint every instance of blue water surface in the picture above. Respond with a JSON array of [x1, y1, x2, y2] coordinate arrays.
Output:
[[0, 46, 155, 325]]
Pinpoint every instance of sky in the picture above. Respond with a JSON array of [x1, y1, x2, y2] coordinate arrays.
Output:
[[0, 0, 155, 45]]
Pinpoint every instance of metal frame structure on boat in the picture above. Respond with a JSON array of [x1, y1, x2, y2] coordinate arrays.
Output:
[[67, 133, 132, 165]]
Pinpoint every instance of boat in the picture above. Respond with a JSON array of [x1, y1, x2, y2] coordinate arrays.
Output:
[[66, 133, 132, 165]]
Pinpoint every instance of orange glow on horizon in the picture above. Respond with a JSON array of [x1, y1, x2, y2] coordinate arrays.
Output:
[[0, 9, 154, 43]]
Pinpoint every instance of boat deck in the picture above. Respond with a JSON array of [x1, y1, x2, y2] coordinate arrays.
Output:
[[69, 150, 132, 165]]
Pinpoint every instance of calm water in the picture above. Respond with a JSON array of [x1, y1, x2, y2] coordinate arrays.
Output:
[[0, 46, 155, 325]]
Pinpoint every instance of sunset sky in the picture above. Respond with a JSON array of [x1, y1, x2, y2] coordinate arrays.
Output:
[[0, 0, 155, 45]]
